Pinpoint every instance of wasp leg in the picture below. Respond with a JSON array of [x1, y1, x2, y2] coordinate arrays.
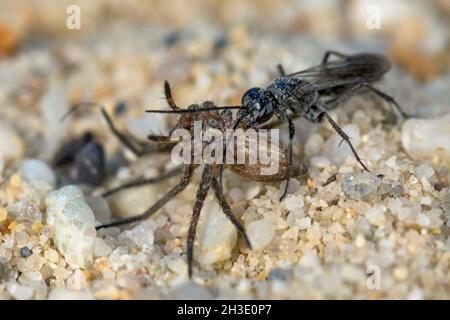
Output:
[[96, 164, 195, 229], [322, 50, 349, 64], [324, 81, 411, 119], [316, 110, 370, 172], [258, 113, 301, 130], [361, 83, 412, 119], [279, 118, 295, 201]]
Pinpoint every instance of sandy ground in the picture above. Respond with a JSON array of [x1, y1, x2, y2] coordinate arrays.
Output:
[[0, 0, 449, 299]]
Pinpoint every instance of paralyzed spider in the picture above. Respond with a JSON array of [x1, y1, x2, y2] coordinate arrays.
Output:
[[89, 81, 307, 278]]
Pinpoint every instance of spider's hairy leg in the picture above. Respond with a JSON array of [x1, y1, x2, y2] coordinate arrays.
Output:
[[96, 165, 195, 229], [186, 165, 213, 278], [101, 165, 183, 197]]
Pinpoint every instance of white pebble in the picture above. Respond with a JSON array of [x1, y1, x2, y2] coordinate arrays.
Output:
[[417, 213, 430, 227], [66, 269, 88, 290], [45, 185, 96, 268], [414, 164, 435, 179], [408, 288, 424, 300], [283, 196, 304, 211], [168, 282, 212, 300], [127, 103, 169, 140], [245, 183, 262, 200], [310, 156, 331, 168], [85, 195, 112, 224], [18, 159, 56, 187], [329, 222, 345, 234], [297, 217, 312, 230], [44, 248, 59, 263], [322, 124, 361, 165], [108, 184, 159, 218], [304, 133, 324, 157], [163, 253, 187, 276], [197, 198, 237, 266], [21, 271, 43, 282], [120, 220, 157, 250], [94, 238, 113, 257], [48, 287, 94, 300], [420, 197, 432, 206], [0, 121, 24, 162], [229, 188, 245, 203], [365, 204, 386, 227], [393, 267, 408, 281], [355, 234, 366, 247], [41, 80, 69, 157], [247, 219, 275, 250], [298, 250, 319, 268], [6, 281, 33, 300], [195, 73, 211, 90], [402, 113, 450, 165], [341, 172, 381, 202]]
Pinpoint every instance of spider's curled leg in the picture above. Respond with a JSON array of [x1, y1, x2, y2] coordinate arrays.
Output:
[[101, 107, 166, 157], [96, 164, 195, 229], [164, 80, 179, 110], [101, 165, 183, 197]]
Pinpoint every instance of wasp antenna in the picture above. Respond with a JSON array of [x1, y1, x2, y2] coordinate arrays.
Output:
[[221, 105, 242, 110], [145, 106, 241, 114], [145, 109, 194, 114]]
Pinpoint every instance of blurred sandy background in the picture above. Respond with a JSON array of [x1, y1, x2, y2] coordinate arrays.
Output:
[[1, 0, 448, 77]]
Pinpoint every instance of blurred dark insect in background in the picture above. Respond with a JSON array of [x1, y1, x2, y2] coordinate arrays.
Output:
[[53, 131, 105, 187]]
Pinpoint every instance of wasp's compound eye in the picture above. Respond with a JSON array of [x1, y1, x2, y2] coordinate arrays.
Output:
[[241, 87, 275, 125], [241, 88, 263, 106]]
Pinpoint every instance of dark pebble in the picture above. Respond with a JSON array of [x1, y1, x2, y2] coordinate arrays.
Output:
[[20, 246, 32, 258], [268, 268, 294, 282], [164, 31, 183, 47], [214, 36, 228, 50], [114, 100, 127, 116]]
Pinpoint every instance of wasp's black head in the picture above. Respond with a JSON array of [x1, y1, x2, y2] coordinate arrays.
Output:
[[238, 87, 278, 127]]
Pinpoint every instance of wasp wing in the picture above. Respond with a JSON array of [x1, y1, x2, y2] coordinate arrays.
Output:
[[284, 54, 389, 95]]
